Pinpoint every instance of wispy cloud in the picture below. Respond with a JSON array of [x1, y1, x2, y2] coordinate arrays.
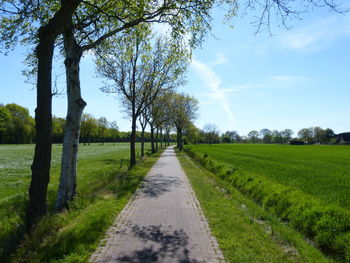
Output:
[[280, 16, 350, 51], [191, 58, 235, 126], [271, 75, 306, 82], [211, 52, 228, 65]]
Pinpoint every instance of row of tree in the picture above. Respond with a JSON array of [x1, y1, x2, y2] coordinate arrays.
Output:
[[0, 0, 341, 233], [0, 0, 204, 228], [0, 104, 177, 145], [182, 125, 336, 145]]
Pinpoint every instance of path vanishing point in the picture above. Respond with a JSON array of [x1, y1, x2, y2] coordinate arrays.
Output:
[[90, 146, 225, 263]]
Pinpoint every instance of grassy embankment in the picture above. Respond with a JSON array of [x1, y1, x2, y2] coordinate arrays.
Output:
[[0, 143, 160, 262], [184, 144, 350, 262], [178, 151, 331, 262]]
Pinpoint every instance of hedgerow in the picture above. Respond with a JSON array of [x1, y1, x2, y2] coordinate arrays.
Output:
[[184, 147, 350, 262]]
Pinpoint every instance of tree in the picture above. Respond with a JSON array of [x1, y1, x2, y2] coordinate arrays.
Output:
[[260, 128, 272, 143], [1, 0, 215, 222], [203, 123, 220, 144], [170, 93, 199, 151], [313, 126, 323, 143], [55, 0, 237, 212], [222, 130, 240, 143], [185, 124, 202, 144], [80, 113, 97, 145], [145, 93, 172, 154], [247, 130, 259, 143], [280, 129, 293, 143], [97, 28, 187, 168], [322, 128, 335, 144], [138, 109, 148, 157], [1, 0, 82, 228], [5, 103, 34, 144], [298, 128, 314, 143], [97, 117, 108, 145], [271, 130, 283, 143], [109, 121, 119, 146], [0, 104, 12, 144], [52, 117, 66, 143]]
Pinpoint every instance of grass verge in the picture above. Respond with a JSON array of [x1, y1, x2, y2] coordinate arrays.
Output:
[[183, 147, 350, 262], [3, 145, 161, 263], [178, 151, 333, 262]]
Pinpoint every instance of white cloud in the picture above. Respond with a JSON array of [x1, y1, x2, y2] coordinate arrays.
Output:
[[191, 58, 235, 127], [211, 52, 229, 65], [271, 75, 306, 82], [280, 16, 350, 51]]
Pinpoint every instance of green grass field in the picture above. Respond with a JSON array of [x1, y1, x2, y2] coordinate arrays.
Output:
[[184, 144, 350, 261], [0, 143, 157, 262], [185, 144, 350, 209], [177, 151, 331, 263]]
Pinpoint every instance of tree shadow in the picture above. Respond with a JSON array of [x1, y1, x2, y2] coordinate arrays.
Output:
[[140, 174, 182, 198], [0, 195, 27, 262], [160, 150, 176, 158], [117, 225, 202, 263]]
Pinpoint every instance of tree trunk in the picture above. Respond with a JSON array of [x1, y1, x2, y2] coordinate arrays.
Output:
[[177, 127, 183, 151], [26, 28, 55, 230], [130, 115, 137, 168], [56, 27, 86, 211], [140, 128, 145, 157], [150, 124, 156, 154], [176, 128, 180, 149], [160, 128, 163, 148], [166, 129, 170, 146], [155, 128, 159, 152], [25, 0, 82, 230]]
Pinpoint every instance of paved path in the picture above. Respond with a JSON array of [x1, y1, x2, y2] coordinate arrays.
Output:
[[90, 146, 224, 263]]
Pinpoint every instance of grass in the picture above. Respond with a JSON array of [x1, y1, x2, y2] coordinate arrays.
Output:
[[185, 144, 350, 208], [0, 142, 159, 262], [177, 151, 332, 263], [184, 144, 350, 262]]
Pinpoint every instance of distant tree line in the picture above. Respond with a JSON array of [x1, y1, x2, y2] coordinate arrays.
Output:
[[0, 103, 179, 145], [181, 125, 337, 145], [0, 103, 35, 144]]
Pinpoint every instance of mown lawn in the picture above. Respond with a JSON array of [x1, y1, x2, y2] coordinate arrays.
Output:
[[185, 144, 350, 209], [0, 142, 157, 262]]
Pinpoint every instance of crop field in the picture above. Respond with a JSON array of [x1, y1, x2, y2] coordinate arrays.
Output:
[[184, 144, 350, 260], [185, 144, 350, 209], [0, 142, 153, 261]]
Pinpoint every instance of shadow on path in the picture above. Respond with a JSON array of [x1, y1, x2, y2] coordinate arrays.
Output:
[[140, 174, 182, 198], [117, 225, 202, 263]]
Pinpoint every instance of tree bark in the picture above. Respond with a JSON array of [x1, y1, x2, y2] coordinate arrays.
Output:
[[56, 26, 86, 211], [150, 124, 156, 154], [177, 127, 183, 151], [25, 0, 82, 230], [155, 128, 159, 152], [130, 114, 137, 168], [176, 128, 180, 149], [140, 127, 145, 157], [26, 28, 55, 230], [160, 128, 163, 148]]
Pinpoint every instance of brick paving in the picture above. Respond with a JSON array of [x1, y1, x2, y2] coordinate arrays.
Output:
[[90, 146, 225, 263]]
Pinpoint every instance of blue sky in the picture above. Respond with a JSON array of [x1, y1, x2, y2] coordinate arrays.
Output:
[[1, 5, 349, 136]]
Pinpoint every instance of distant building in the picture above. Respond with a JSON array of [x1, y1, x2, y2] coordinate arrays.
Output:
[[335, 132, 350, 144]]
